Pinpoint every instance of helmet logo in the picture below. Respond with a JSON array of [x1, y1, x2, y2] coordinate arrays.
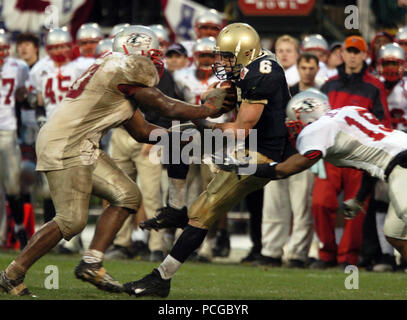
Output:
[[126, 33, 152, 49]]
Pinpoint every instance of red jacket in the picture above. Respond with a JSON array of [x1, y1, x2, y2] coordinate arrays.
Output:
[[321, 62, 391, 128]]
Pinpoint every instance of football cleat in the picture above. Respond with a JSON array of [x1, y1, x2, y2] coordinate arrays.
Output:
[[74, 260, 123, 293], [0, 270, 34, 297], [123, 268, 170, 298], [140, 206, 188, 231]]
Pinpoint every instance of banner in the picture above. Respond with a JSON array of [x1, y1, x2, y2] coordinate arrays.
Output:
[[0, 0, 94, 36], [161, 0, 225, 41], [238, 0, 316, 16]]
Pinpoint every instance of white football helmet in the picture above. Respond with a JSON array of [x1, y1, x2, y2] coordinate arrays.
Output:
[[45, 27, 73, 63], [286, 88, 331, 139], [76, 23, 103, 42], [194, 9, 223, 38], [378, 43, 406, 82], [113, 25, 164, 76], [0, 29, 9, 65], [301, 34, 329, 52], [193, 37, 216, 73], [149, 24, 170, 52], [95, 38, 113, 58], [113, 25, 159, 55], [109, 23, 131, 38]]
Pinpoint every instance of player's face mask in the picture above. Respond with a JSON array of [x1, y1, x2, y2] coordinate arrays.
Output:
[[378, 59, 405, 82], [78, 39, 99, 57], [213, 51, 241, 80], [146, 49, 165, 79], [0, 45, 9, 66], [195, 52, 215, 79], [46, 44, 73, 64], [196, 24, 221, 39], [286, 115, 306, 146]]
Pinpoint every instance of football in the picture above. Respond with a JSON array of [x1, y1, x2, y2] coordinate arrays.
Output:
[[216, 80, 238, 107]]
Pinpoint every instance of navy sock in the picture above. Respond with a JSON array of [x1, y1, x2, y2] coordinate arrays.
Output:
[[170, 225, 208, 263]]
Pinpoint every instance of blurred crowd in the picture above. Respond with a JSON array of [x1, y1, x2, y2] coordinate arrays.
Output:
[[1, 4, 407, 274]]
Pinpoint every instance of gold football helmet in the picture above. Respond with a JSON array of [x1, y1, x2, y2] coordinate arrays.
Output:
[[213, 23, 261, 80]]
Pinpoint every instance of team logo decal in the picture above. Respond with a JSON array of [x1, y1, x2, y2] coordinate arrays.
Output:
[[126, 33, 152, 48]]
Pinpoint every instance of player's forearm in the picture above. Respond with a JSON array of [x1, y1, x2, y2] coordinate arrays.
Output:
[[123, 113, 167, 144], [253, 154, 316, 179], [159, 99, 216, 120]]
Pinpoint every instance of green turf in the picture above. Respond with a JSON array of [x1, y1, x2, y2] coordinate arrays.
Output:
[[0, 249, 406, 300]]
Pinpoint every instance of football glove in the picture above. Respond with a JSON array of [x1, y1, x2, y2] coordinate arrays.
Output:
[[342, 198, 365, 220], [211, 152, 251, 174]]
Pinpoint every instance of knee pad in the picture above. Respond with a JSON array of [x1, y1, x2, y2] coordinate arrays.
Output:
[[109, 183, 142, 214], [54, 213, 88, 241]]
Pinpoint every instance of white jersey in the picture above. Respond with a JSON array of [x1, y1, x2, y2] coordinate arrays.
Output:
[[284, 64, 300, 87], [0, 57, 29, 131], [30, 56, 92, 119], [386, 78, 407, 130], [173, 65, 231, 123], [36, 52, 159, 171], [297, 106, 407, 180]]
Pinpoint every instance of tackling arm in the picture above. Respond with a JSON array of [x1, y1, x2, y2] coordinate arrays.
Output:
[[123, 109, 167, 144], [193, 101, 264, 137], [129, 86, 233, 120], [253, 153, 321, 179]]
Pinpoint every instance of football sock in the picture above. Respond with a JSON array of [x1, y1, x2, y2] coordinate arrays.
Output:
[[5, 261, 26, 280], [376, 210, 394, 256], [82, 249, 104, 264], [168, 178, 187, 210], [131, 227, 149, 244], [43, 198, 56, 223], [157, 255, 182, 280], [169, 225, 208, 263], [6, 195, 24, 224]]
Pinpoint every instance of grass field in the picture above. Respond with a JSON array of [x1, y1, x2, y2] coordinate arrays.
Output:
[[0, 249, 406, 300]]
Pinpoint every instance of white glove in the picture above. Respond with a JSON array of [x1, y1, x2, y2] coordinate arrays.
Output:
[[342, 198, 365, 220], [310, 159, 327, 179], [211, 152, 251, 174]]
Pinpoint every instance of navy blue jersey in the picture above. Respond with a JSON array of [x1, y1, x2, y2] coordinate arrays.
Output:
[[236, 52, 292, 161]]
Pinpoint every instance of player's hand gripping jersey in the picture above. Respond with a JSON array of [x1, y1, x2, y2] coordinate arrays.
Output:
[[35, 52, 159, 171], [236, 51, 292, 161], [297, 106, 407, 180]]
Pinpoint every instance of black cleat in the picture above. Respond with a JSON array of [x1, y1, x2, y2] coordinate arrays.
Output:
[[140, 206, 188, 231], [213, 230, 231, 258], [124, 269, 170, 298], [0, 270, 34, 297], [74, 260, 123, 293]]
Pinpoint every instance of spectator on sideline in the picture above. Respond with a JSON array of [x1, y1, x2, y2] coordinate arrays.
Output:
[[310, 35, 391, 269], [274, 35, 300, 87]]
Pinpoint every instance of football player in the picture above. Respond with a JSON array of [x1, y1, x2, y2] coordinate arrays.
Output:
[[29, 27, 93, 234], [124, 22, 294, 298], [301, 34, 330, 86], [0, 29, 30, 249], [76, 23, 104, 58], [0, 25, 232, 296], [181, 9, 223, 61], [219, 88, 407, 269]]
